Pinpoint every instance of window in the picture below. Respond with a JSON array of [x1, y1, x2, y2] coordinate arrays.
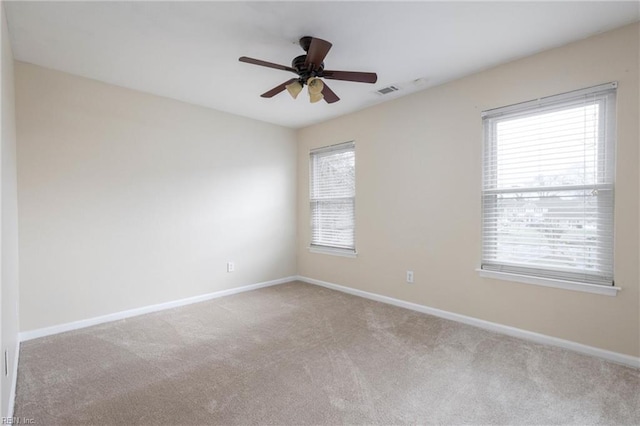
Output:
[[309, 142, 355, 253], [481, 83, 616, 287]]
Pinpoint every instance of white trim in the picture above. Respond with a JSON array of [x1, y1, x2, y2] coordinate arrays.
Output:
[[296, 275, 639, 369], [310, 140, 355, 155], [308, 246, 357, 258], [7, 341, 20, 419], [476, 269, 620, 296], [19, 276, 296, 342], [481, 81, 617, 117]]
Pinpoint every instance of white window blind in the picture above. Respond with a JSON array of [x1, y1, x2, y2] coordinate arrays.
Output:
[[310, 142, 355, 251], [481, 83, 616, 286]]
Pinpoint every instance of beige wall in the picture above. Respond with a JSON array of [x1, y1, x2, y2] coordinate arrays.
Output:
[[1, 1, 19, 418], [297, 23, 640, 357], [16, 63, 297, 332]]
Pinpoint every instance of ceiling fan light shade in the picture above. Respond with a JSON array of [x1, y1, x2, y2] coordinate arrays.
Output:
[[309, 92, 324, 103], [307, 77, 324, 95], [285, 81, 303, 99]]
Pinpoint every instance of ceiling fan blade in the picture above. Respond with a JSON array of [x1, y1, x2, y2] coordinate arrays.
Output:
[[304, 38, 332, 70], [239, 56, 297, 74], [321, 82, 340, 104], [260, 78, 298, 98], [322, 70, 378, 84]]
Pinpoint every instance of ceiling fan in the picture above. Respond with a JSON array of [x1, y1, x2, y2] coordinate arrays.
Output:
[[239, 36, 378, 104]]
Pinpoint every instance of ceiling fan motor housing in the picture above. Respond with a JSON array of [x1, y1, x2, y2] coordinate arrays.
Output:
[[292, 55, 324, 84]]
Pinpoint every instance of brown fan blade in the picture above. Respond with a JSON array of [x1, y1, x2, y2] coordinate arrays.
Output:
[[321, 82, 340, 104], [304, 38, 332, 70], [322, 70, 378, 84], [239, 56, 297, 74], [260, 78, 298, 98]]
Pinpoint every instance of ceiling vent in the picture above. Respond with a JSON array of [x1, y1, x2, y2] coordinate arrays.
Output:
[[375, 85, 400, 95]]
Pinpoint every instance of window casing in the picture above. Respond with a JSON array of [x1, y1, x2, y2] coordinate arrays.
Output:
[[309, 142, 355, 252], [481, 83, 616, 287]]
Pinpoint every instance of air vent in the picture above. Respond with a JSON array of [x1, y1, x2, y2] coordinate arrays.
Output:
[[375, 85, 400, 95]]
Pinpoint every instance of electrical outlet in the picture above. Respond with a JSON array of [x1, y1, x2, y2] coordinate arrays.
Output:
[[406, 270, 414, 283], [227, 262, 235, 273]]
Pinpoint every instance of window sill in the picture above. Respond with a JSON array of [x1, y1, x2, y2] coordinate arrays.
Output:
[[476, 269, 620, 296], [308, 246, 357, 258]]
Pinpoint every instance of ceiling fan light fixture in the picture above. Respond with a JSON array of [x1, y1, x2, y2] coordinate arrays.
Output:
[[307, 77, 324, 95], [285, 81, 303, 99], [309, 92, 324, 103]]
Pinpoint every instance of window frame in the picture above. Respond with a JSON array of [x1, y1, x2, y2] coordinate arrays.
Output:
[[479, 82, 618, 295], [309, 141, 356, 256]]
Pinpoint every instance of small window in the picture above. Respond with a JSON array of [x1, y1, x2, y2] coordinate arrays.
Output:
[[481, 83, 616, 286], [309, 142, 355, 253]]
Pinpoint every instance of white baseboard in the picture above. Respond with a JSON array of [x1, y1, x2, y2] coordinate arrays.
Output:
[[7, 340, 20, 419], [19, 276, 297, 342], [297, 275, 640, 369]]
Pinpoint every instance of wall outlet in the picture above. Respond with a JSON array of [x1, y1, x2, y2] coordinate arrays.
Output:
[[227, 262, 235, 273], [406, 270, 414, 283]]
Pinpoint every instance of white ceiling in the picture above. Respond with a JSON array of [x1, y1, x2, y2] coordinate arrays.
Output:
[[5, 1, 639, 128]]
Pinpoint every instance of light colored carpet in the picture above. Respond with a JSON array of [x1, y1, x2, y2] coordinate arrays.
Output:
[[15, 281, 640, 425]]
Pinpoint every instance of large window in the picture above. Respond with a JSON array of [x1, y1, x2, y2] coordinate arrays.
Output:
[[309, 142, 355, 253], [481, 83, 616, 286]]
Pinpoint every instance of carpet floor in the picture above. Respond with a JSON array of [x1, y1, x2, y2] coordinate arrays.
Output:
[[14, 281, 640, 425]]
